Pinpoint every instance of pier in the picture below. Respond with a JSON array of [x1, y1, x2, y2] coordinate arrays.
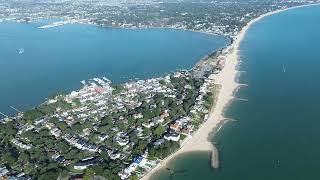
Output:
[[10, 106, 22, 113], [0, 111, 8, 118]]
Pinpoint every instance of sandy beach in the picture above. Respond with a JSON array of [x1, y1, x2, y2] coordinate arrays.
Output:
[[141, 4, 319, 180]]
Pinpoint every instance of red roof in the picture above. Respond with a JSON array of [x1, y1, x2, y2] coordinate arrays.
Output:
[[94, 86, 105, 94]]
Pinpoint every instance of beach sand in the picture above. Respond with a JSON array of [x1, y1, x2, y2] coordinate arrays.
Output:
[[141, 4, 319, 180]]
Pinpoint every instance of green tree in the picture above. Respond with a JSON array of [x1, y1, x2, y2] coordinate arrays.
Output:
[[153, 125, 166, 139], [83, 168, 95, 180], [18, 151, 30, 164], [101, 116, 113, 125], [56, 141, 70, 154], [72, 122, 84, 133], [56, 121, 68, 131]]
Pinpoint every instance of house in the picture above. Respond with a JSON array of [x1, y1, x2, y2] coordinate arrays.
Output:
[[34, 117, 46, 126], [142, 121, 155, 128], [52, 154, 66, 164], [118, 170, 130, 180], [153, 138, 165, 147], [98, 134, 109, 142], [109, 152, 121, 160], [0, 166, 9, 177], [135, 126, 143, 137], [11, 139, 32, 150], [170, 122, 180, 132], [94, 86, 106, 94], [149, 104, 157, 109], [64, 160, 72, 166], [151, 117, 164, 124], [74, 157, 102, 170], [99, 146, 120, 159], [118, 161, 139, 179], [160, 112, 170, 119], [164, 132, 180, 142], [50, 127, 62, 138], [133, 113, 143, 119], [181, 128, 192, 135], [133, 156, 147, 166], [114, 132, 129, 146]]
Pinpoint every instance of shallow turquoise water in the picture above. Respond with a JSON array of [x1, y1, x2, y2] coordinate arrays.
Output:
[[0, 21, 228, 115], [153, 5, 320, 180]]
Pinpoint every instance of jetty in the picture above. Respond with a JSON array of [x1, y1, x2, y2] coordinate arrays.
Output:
[[210, 145, 219, 169]]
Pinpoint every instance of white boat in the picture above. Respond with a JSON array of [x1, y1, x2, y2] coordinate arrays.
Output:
[[282, 64, 286, 73], [18, 48, 24, 54]]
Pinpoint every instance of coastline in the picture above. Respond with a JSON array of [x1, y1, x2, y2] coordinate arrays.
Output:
[[140, 3, 320, 180], [1, 3, 319, 179]]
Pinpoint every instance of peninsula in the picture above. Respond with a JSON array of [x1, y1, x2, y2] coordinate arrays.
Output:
[[0, 1, 319, 180]]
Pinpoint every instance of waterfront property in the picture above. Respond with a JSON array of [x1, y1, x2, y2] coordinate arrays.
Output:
[[0, 64, 223, 179]]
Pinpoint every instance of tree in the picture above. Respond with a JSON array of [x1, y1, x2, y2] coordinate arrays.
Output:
[[72, 122, 84, 133], [18, 152, 30, 164], [92, 165, 104, 176], [89, 132, 101, 142], [130, 175, 139, 180], [56, 141, 70, 154], [133, 140, 149, 155], [0, 122, 17, 137], [49, 117, 59, 124], [98, 124, 112, 133], [112, 85, 125, 95], [83, 168, 95, 180], [64, 148, 78, 159], [153, 125, 166, 139], [38, 169, 60, 180], [56, 121, 68, 131], [101, 116, 113, 125], [2, 151, 17, 166], [149, 141, 180, 159], [142, 128, 151, 136]]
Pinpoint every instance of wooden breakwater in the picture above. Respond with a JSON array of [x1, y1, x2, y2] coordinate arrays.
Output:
[[210, 145, 219, 169]]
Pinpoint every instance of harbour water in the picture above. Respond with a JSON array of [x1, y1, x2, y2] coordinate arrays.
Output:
[[152, 5, 320, 180], [0, 21, 229, 115]]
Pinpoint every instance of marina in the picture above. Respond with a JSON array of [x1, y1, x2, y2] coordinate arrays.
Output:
[[38, 21, 74, 29]]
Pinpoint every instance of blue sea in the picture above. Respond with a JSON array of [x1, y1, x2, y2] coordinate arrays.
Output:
[[0, 21, 229, 115], [152, 4, 320, 180]]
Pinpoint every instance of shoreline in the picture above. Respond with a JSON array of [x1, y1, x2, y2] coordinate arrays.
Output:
[[140, 3, 320, 180], [0, 17, 230, 39]]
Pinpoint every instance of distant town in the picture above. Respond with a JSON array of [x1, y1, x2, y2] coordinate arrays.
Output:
[[0, 0, 319, 180], [0, 0, 318, 38]]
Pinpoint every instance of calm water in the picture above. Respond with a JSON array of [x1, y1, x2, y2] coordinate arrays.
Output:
[[0, 21, 229, 115], [153, 5, 320, 180]]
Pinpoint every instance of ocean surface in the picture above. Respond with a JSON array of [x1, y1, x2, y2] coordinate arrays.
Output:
[[0, 21, 229, 115], [152, 5, 320, 180]]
